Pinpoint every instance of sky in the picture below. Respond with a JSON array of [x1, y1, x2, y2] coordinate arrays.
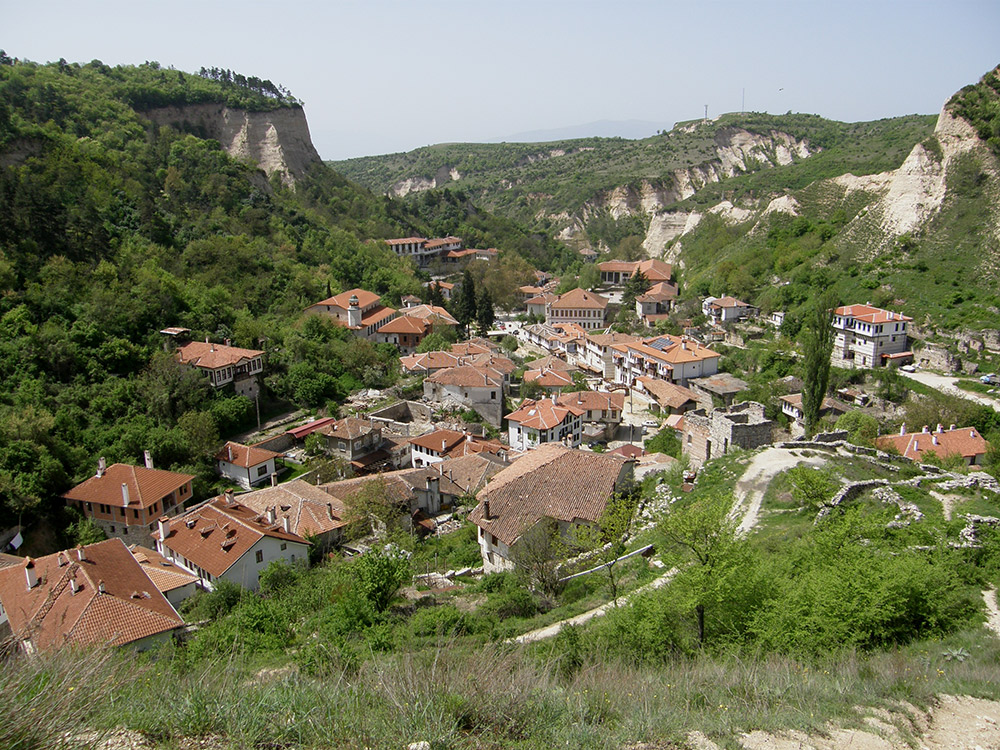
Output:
[[5, 0, 1000, 160]]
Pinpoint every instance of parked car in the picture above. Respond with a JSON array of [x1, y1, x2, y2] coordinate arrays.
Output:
[[642, 419, 660, 429], [900, 364, 917, 373], [981, 373, 998, 385]]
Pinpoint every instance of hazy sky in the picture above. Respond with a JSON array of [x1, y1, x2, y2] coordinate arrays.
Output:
[[6, 0, 999, 160]]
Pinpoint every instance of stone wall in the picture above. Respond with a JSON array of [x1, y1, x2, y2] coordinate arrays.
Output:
[[682, 402, 773, 468]]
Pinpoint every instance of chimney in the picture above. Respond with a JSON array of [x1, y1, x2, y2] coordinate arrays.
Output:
[[76, 546, 86, 562], [936, 424, 943, 433], [971, 429, 976, 438], [441, 438, 447, 452], [224, 489, 235, 506], [282, 516, 291, 533], [24, 558, 37, 590], [483, 499, 490, 519], [225, 338, 231, 347], [70, 577, 79, 595], [922, 425, 929, 433], [144, 450, 154, 470], [227, 444, 233, 462], [98, 580, 105, 594], [267, 506, 276, 524], [950, 424, 956, 431], [97, 457, 107, 478], [326, 502, 334, 520], [121, 482, 130, 507], [899, 424, 906, 436], [57, 552, 67, 567], [158, 516, 169, 542]]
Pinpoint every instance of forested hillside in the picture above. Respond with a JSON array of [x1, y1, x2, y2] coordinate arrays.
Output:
[[0, 57, 442, 544]]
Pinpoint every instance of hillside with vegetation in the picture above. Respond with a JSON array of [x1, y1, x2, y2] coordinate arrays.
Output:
[[0, 56, 445, 544]]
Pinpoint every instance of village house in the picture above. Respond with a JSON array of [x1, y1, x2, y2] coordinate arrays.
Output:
[[153, 494, 309, 591], [376, 304, 460, 353], [682, 402, 773, 469], [408, 428, 505, 468], [779, 393, 849, 435], [63, 458, 195, 547], [316, 417, 386, 472], [635, 281, 679, 323], [174, 339, 264, 399], [0, 538, 184, 654], [546, 288, 609, 331], [429, 280, 455, 301], [524, 366, 575, 393], [506, 398, 584, 451], [582, 330, 641, 378], [304, 288, 398, 340], [215, 441, 283, 490], [475, 247, 500, 261], [831, 303, 913, 369], [554, 390, 625, 442], [877, 424, 990, 465], [598, 259, 673, 287], [688, 372, 749, 410], [386, 236, 463, 266], [423, 365, 505, 426], [468, 444, 634, 572], [636, 377, 699, 415], [612, 335, 720, 387], [526, 292, 558, 319], [702, 296, 755, 325], [400, 349, 465, 375], [225, 479, 350, 552], [129, 544, 200, 609]]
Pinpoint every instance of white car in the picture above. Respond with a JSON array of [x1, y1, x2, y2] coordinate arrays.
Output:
[[642, 419, 660, 429], [900, 365, 917, 373]]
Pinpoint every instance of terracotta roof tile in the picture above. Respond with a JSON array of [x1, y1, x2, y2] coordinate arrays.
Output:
[[551, 288, 608, 310], [469, 445, 631, 546], [554, 390, 625, 412], [0, 539, 183, 651], [215, 442, 282, 469], [318, 417, 379, 441], [506, 398, 584, 431], [834, 304, 912, 324], [877, 426, 989, 462], [229, 479, 349, 538], [64, 464, 194, 512], [176, 341, 263, 370], [128, 544, 199, 594]]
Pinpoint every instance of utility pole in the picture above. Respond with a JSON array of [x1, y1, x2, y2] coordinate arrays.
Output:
[[704, 104, 708, 123]]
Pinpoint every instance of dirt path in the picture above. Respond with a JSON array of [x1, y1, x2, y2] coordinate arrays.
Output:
[[730, 446, 830, 535], [984, 587, 1000, 639], [511, 567, 678, 644], [900, 370, 1000, 412]]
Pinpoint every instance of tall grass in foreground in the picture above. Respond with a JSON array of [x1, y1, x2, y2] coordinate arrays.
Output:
[[5, 628, 1000, 749]]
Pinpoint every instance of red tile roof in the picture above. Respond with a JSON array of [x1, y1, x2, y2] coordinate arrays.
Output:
[[469, 445, 631, 546], [315, 288, 382, 311], [834, 304, 912, 324], [64, 464, 194, 511], [524, 368, 574, 388], [386, 237, 426, 245], [378, 315, 429, 335], [154, 497, 308, 578], [877, 426, 989, 462], [400, 350, 464, 372], [554, 390, 625, 413], [0, 539, 183, 651], [637, 377, 698, 409], [408, 429, 468, 454], [551, 288, 608, 310], [286, 417, 338, 440], [506, 398, 584, 431], [400, 304, 458, 326], [318, 417, 379, 440], [426, 365, 504, 388], [128, 545, 199, 594], [215, 442, 282, 469], [176, 341, 263, 370], [227, 480, 349, 538]]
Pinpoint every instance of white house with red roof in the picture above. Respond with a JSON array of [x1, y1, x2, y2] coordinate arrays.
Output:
[[423, 365, 505, 426], [385, 236, 462, 267], [153, 494, 309, 591], [545, 288, 609, 331], [832, 304, 912, 368], [175, 340, 264, 398], [599, 259, 673, 286], [63, 459, 195, 547], [612, 335, 720, 387], [506, 398, 584, 451], [304, 288, 398, 340], [702, 296, 755, 325], [0, 539, 184, 654], [215, 441, 283, 490]]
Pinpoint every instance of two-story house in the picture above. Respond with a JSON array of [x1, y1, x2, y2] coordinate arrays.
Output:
[[304, 288, 398, 340], [611, 336, 720, 387], [545, 288, 609, 331], [215, 441, 283, 490], [63, 459, 195, 547], [423, 365, 505, 426], [702, 296, 755, 325], [598, 258, 673, 287], [317, 417, 385, 470], [153, 494, 309, 591], [175, 339, 264, 399], [506, 398, 584, 451]]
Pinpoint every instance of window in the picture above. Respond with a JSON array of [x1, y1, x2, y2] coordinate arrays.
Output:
[[255, 550, 264, 564], [280, 543, 287, 551], [257, 466, 268, 477], [133, 509, 139, 519]]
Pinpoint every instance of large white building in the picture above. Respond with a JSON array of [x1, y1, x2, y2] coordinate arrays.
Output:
[[611, 335, 720, 387], [831, 304, 912, 369], [304, 288, 398, 340], [545, 288, 609, 331], [506, 398, 584, 451]]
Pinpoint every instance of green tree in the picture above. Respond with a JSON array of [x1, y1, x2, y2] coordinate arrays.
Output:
[[454, 270, 477, 328], [572, 492, 639, 604], [658, 491, 746, 645], [835, 410, 879, 446], [622, 269, 651, 309], [786, 465, 839, 510], [352, 547, 411, 611], [800, 290, 837, 436], [476, 287, 495, 334]]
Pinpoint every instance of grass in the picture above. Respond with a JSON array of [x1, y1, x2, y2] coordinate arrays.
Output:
[[6, 626, 1000, 750], [956, 379, 999, 396]]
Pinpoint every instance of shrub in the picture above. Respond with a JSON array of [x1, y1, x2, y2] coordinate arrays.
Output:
[[410, 604, 474, 637]]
